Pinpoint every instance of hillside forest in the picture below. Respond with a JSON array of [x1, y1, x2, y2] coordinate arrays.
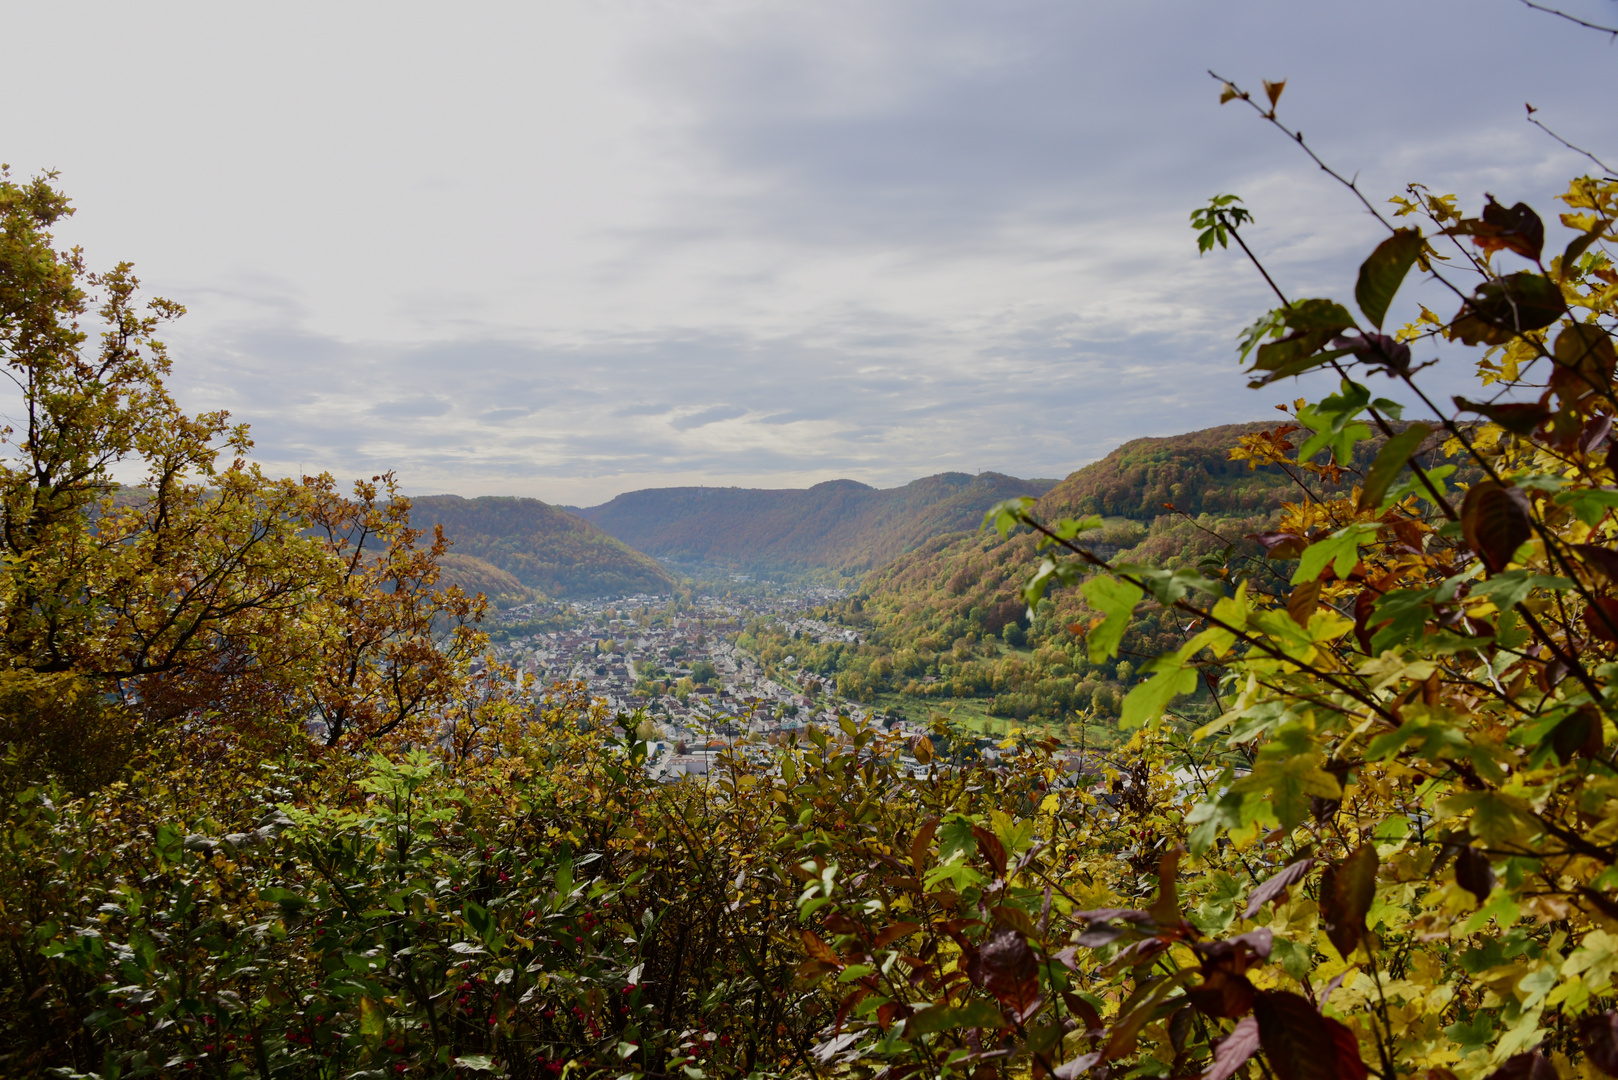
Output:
[[6, 54, 1618, 1080], [736, 424, 1440, 738]]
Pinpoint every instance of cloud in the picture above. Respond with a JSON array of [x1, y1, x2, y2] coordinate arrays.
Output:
[[7, 0, 1612, 504], [671, 405, 749, 431]]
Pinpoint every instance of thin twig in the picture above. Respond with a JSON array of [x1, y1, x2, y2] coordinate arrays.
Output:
[[1525, 105, 1617, 175], [1517, 0, 1618, 38]]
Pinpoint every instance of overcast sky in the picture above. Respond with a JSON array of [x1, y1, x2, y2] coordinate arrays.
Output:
[[4, 1, 1615, 504]]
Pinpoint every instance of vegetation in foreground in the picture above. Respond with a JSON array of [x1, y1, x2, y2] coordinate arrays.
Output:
[[5, 54, 1618, 1080]]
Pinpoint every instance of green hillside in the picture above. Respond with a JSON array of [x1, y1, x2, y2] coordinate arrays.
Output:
[[574, 471, 1055, 572], [410, 495, 673, 599], [741, 421, 1430, 739]]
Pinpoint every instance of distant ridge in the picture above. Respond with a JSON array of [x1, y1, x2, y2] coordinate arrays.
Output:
[[574, 471, 1055, 572], [410, 495, 673, 599]]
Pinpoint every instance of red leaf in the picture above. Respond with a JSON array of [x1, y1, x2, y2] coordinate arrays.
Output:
[[1484, 1053, 1559, 1080], [1461, 482, 1533, 573], [972, 826, 1008, 877], [1186, 970, 1255, 1019], [1254, 990, 1369, 1080], [1203, 1016, 1260, 1080], [972, 927, 1040, 1017], [1580, 1011, 1618, 1077], [1244, 859, 1316, 918], [1586, 598, 1618, 643], [1445, 198, 1545, 260]]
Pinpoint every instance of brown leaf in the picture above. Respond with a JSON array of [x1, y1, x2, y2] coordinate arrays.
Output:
[[973, 927, 1040, 1017], [872, 921, 922, 950], [1484, 1053, 1559, 1080], [1186, 969, 1255, 1019], [1444, 198, 1545, 260], [824, 911, 861, 936], [1586, 598, 1618, 644], [1580, 1011, 1618, 1077], [1575, 544, 1618, 584], [992, 905, 1039, 939], [1453, 397, 1551, 435], [1254, 989, 1369, 1080], [911, 818, 938, 874], [1251, 531, 1308, 560], [1062, 990, 1103, 1037], [1263, 79, 1286, 109], [1244, 858, 1316, 918], [973, 825, 1008, 877], [801, 929, 841, 966], [910, 735, 934, 765], [1320, 844, 1378, 960], [1287, 578, 1322, 628], [1453, 846, 1495, 906], [1551, 705, 1605, 762], [1203, 1016, 1260, 1080], [1147, 846, 1184, 926], [1461, 481, 1533, 573], [1552, 324, 1618, 406]]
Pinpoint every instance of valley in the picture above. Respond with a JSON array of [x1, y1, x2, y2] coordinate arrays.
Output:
[[449, 421, 1371, 746]]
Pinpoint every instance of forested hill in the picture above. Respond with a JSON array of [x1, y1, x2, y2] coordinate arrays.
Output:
[[1034, 421, 1301, 520], [573, 471, 1057, 572], [792, 421, 1368, 727], [862, 422, 1314, 630], [409, 495, 673, 599]]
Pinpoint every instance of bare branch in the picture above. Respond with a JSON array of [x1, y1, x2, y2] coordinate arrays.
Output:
[[1517, 0, 1618, 38], [1525, 103, 1617, 175]]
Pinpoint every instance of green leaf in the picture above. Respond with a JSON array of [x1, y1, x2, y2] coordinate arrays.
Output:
[[1451, 272, 1567, 345], [1237, 309, 1288, 364], [1358, 423, 1431, 511], [455, 1055, 499, 1072], [1355, 229, 1424, 329], [360, 997, 387, 1046], [1252, 300, 1357, 380], [1232, 755, 1341, 831], [907, 999, 1007, 1035], [1553, 488, 1618, 528], [981, 497, 1035, 537], [1119, 659, 1198, 731], [1296, 380, 1373, 464], [1022, 557, 1082, 611], [1081, 576, 1144, 663], [1468, 571, 1572, 613], [1292, 524, 1377, 585], [1437, 791, 1536, 846], [155, 824, 183, 868]]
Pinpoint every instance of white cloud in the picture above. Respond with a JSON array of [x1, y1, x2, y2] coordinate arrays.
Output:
[[3, 0, 1612, 503]]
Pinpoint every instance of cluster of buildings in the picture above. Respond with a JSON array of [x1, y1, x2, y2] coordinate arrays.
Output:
[[482, 588, 905, 778]]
